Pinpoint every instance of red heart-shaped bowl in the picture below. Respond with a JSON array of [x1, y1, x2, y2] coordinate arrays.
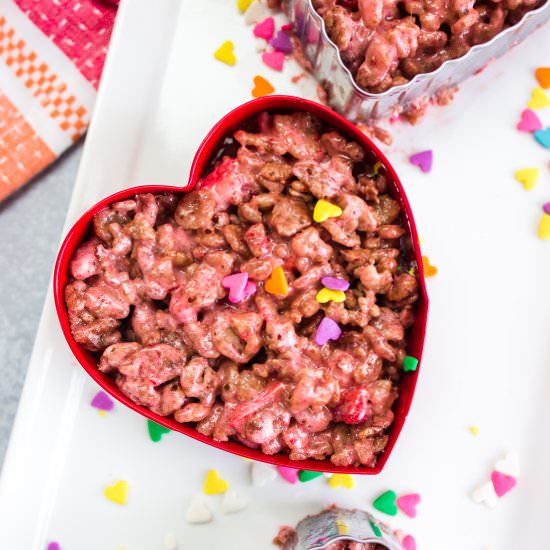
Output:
[[54, 95, 428, 474]]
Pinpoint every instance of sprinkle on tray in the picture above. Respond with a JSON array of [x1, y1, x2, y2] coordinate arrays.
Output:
[[543, 202, 550, 215], [527, 87, 550, 109], [536, 67, 550, 89], [402, 534, 417, 550], [90, 390, 114, 412], [252, 75, 275, 97], [396, 493, 421, 518], [237, 0, 254, 12], [221, 490, 248, 514], [47, 543, 61, 550], [409, 150, 433, 173], [471, 480, 498, 508], [253, 17, 275, 41], [244, 0, 271, 25], [262, 50, 285, 71], [514, 167, 540, 190], [265, 266, 288, 296], [403, 355, 418, 372], [517, 108, 542, 133], [313, 199, 342, 222], [163, 533, 178, 550], [222, 272, 249, 303], [298, 470, 324, 482], [328, 473, 355, 489], [335, 518, 349, 535], [469, 426, 480, 436], [538, 213, 550, 240], [422, 255, 438, 277], [251, 461, 277, 487], [277, 466, 299, 484], [494, 450, 520, 477], [214, 41, 236, 66], [534, 127, 550, 148], [372, 490, 398, 516], [314, 317, 342, 346], [316, 288, 346, 304], [491, 470, 517, 497], [321, 276, 350, 291], [271, 30, 293, 53], [147, 419, 170, 442], [186, 495, 213, 524], [204, 469, 229, 495], [104, 480, 128, 506]]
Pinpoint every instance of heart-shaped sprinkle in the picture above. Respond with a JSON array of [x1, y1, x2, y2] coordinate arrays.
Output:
[[544, 203, 550, 215], [242, 280, 257, 300], [528, 87, 550, 109], [396, 493, 421, 518], [163, 533, 178, 550], [373, 490, 398, 516], [335, 518, 349, 535], [298, 470, 324, 482], [491, 470, 517, 497], [91, 390, 114, 412], [403, 355, 418, 372], [321, 276, 350, 291], [221, 490, 248, 514], [251, 461, 277, 487], [534, 127, 550, 148], [47, 543, 60, 550], [316, 288, 346, 304], [494, 450, 520, 477], [252, 75, 275, 98], [409, 150, 433, 173], [369, 519, 382, 537], [270, 30, 293, 53], [262, 51, 285, 71], [204, 469, 229, 495], [277, 466, 299, 484], [265, 266, 288, 296], [517, 109, 542, 133], [147, 419, 170, 442], [214, 41, 236, 66], [186, 495, 213, 523], [469, 426, 480, 436], [313, 199, 342, 222], [314, 317, 341, 346], [422, 255, 437, 277], [254, 17, 275, 40], [244, 0, 271, 25], [514, 167, 540, 190], [328, 473, 355, 489], [254, 37, 268, 52], [471, 480, 498, 508], [538, 213, 550, 240], [536, 67, 550, 89], [237, 0, 254, 12], [104, 480, 128, 505], [402, 535, 417, 550], [222, 272, 249, 303]]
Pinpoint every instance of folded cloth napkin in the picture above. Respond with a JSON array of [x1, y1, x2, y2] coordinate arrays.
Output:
[[0, 0, 118, 201]]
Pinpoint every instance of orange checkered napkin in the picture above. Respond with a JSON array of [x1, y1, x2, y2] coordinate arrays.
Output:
[[0, 1, 117, 201]]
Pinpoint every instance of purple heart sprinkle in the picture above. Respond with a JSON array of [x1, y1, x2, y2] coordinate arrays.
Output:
[[543, 202, 550, 215], [47, 543, 61, 550], [270, 30, 293, 54], [90, 391, 114, 412], [314, 317, 342, 346], [409, 150, 433, 173], [321, 276, 350, 291]]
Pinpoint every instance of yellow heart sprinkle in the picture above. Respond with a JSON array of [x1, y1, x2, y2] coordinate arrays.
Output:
[[528, 87, 550, 110], [328, 473, 355, 489], [469, 426, 480, 436], [514, 168, 540, 191], [313, 199, 342, 223], [336, 518, 349, 535], [422, 255, 438, 277], [237, 0, 254, 11], [98, 410, 107, 417], [204, 469, 229, 495], [538, 213, 550, 240], [104, 480, 128, 505], [214, 41, 236, 66], [264, 266, 288, 296], [316, 288, 346, 304]]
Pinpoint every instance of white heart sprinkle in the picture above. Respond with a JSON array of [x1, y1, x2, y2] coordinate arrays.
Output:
[[471, 481, 498, 508], [250, 461, 277, 488], [185, 495, 213, 524], [163, 532, 178, 550], [221, 490, 248, 514], [254, 37, 267, 52], [244, 0, 272, 25], [494, 450, 520, 478]]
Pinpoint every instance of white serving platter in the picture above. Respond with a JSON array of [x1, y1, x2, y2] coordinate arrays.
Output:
[[1, 1, 549, 548]]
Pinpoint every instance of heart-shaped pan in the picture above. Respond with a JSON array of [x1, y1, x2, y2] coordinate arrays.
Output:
[[53, 95, 429, 474]]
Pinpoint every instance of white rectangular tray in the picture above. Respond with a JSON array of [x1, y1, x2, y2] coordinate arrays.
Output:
[[1, 1, 549, 548]]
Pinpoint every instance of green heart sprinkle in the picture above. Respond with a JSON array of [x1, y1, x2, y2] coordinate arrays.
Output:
[[298, 470, 324, 482], [372, 490, 398, 516], [369, 519, 382, 537], [403, 355, 418, 372], [147, 419, 170, 442]]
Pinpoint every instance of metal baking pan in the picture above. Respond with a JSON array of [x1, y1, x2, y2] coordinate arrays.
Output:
[[283, 0, 550, 120]]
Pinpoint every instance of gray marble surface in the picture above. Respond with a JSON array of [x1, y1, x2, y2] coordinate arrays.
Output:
[[0, 143, 82, 467]]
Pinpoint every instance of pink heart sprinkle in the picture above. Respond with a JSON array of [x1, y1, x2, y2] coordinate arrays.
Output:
[[222, 273, 249, 303], [396, 493, 421, 518], [402, 535, 417, 550], [47, 543, 61, 550], [262, 50, 285, 72], [543, 202, 550, 215], [253, 17, 275, 40], [314, 317, 341, 346], [277, 466, 299, 484], [409, 150, 433, 173], [517, 108, 543, 133], [242, 280, 257, 300], [321, 276, 350, 292], [90, 391, 114, 411], [270, 30, 293, 53], [491, 470, 517, 497]]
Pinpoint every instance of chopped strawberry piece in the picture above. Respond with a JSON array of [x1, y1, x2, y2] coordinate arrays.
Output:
[[333, 386, 370, 425]]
